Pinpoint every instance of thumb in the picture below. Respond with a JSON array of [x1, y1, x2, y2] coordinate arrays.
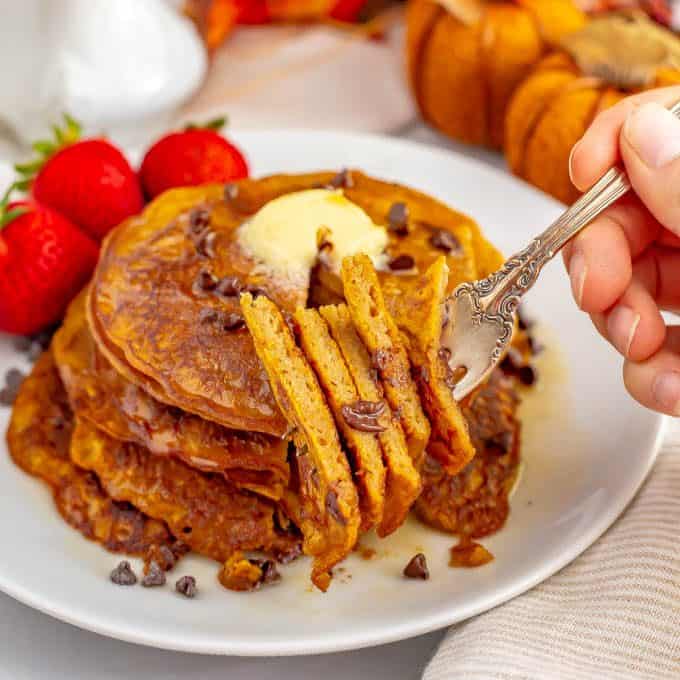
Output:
[[620, 101, 680, 236]]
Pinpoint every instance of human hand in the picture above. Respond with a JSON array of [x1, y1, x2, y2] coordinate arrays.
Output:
[[566, 85, 680, 415]]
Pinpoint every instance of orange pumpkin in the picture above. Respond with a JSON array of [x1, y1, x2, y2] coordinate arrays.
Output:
[[505, 13, 680, 204], [406, 0, 586, 148]]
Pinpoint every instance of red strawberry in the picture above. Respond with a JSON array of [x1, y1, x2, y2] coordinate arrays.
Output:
[[330, 0, 368, 21], [0, 191, 98, 335], [17, 115, 144, 241], [139, 118, 249, 200], [236, 0, 270, 24]]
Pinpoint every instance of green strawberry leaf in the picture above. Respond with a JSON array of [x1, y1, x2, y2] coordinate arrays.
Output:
[[184, 116, 228, 132], [0, 182, 27, 231], [15, 112, 83, 187]]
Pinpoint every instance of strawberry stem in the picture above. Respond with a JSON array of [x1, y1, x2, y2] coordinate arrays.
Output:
[[0, 182, 27, 231], [14, 112, 83, 189], [184, 116, 228, 132]]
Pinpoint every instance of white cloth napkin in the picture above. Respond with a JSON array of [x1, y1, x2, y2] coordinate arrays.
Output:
[[424, 422, 680, 680]]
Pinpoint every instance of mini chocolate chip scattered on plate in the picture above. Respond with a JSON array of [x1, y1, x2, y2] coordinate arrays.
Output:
[[403, 553, 429, 580], [141, 561, 166, 588], [175, 575, 197, 598], [110, 561, 137, 586], [0, 368, 26, 406]]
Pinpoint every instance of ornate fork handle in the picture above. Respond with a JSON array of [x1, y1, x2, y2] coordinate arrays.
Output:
[[456, 99, 680, 361]]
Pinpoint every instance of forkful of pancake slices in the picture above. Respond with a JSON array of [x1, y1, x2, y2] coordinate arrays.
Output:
[[8, 169, 538, 593]]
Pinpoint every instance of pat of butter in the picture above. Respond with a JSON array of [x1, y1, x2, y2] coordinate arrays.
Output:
[[238, 189, 388, 283]]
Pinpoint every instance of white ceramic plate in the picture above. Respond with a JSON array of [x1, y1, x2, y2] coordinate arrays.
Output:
[[0, 131, 664, 656]]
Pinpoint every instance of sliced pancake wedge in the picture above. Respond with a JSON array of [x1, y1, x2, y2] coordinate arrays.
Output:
[[7, 351, 177, 556], [294, 307, 386, 531], [341, 254, 431, 463], [388, 256, 476, 474], [69, 418, 298, 563], [241, 292, 360, 591], [319, 304, 422, 537], [55, 291, 289, 500]]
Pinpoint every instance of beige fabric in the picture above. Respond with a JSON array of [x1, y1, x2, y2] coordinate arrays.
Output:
[[425, 423, 680, 680]]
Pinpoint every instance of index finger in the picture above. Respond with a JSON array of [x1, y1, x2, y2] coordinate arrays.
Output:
[[569, 86, 680, 192]]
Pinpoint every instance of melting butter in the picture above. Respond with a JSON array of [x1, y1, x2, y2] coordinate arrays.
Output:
[[237, 189, 388, 283]]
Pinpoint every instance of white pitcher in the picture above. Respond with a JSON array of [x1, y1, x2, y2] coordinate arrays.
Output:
[[0, 0, 206, 148]]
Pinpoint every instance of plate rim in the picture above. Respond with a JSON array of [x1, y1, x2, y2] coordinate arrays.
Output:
[[0, 128, 667, 655]]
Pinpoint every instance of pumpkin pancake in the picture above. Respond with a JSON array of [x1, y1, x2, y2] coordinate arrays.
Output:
[[341, 254, 431, 463], [294, 307, 386, 531], [388, 257, 476, 474], [69, 418, 298, 563], [319, 304, 421, 537], [89, 172, 483, 437], [55, 291, 289, 500], [241, 293, 360, 591], [7, 351, 176, 556], [415, 369, 521, 537]]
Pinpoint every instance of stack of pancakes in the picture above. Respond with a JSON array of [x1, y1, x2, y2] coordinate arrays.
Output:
[[8, 171, 526, 591]]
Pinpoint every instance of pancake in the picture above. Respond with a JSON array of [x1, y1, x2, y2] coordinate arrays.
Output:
[[7, 351, 176, 556], [241, 293, 360, 591], [415, 369, 521, 537], [387, 257, 477, 475], [69, 418, 298, 564], [295, 306, 386, 531], [319, 304, 422, 537], [89, 172, 483, 437], [341, 254, 431, 463], [54, 291, 289, 500]]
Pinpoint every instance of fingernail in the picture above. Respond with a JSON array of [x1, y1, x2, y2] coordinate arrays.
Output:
[[569, 252, 587, 308], [652, 371, 680, 414], [568, 141, 580, 186], [623, 102, 680, 168], [607, 305, 640, 357]]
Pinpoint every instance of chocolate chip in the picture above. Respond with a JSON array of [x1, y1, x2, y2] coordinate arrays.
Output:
[[429, 229, 461, 253], [341, 400, 387, 432], [192, 270, 218, 296], [189, 208, 210, 232], [438, 347, 451, 362], [224, 183, 239, 201], [403, 553, 429, 580], [199, 308, 219, 324], [27, 341, 44, 362], [486, 430, 513, 454], [387, 202, 409, 235], [247, 286, 269, 299], [145, 544, 178, 572], [214, 276, 243, 298], [0, 368, 25, 406], [325, 489, 346, 524], [195, 230, 216, 258], [110, 560, 137, 586], [517, 365, 537, 386], [6, 368, 25, 390], [175, 575, 197, 598], [222, 313, 245, 331], [12, 336, 32, 352], [326, 169, 353, 189], [388, 254, 415, 271], [500, 347, 524, 374], [250, 558, 281, 585], [141, 561, 166, 587], [275, 542, 303, 565]]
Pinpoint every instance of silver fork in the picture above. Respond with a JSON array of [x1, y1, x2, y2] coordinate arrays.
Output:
[[443, 99, 680, 402]]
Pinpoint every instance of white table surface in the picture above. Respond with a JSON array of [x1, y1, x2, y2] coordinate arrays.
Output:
[[0, 123, 507, 680]]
